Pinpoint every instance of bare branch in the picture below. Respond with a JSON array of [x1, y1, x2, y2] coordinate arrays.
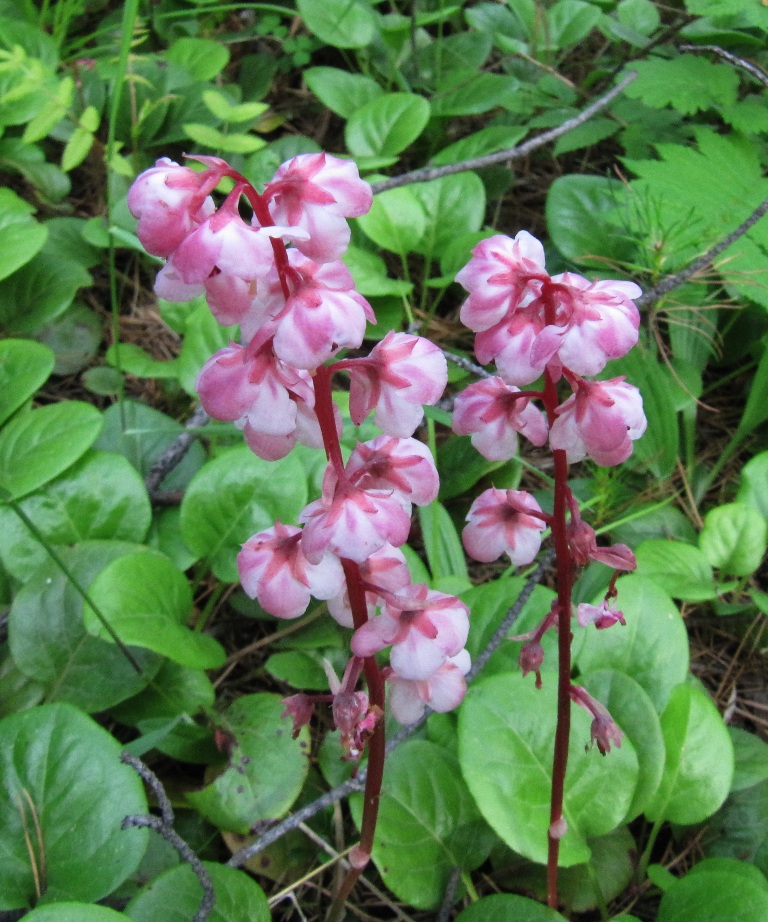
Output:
[[679, 44, 768, 90], [370, 73, 637, 194], [121, 753, 215, 922], [145, 403, 210, 495]]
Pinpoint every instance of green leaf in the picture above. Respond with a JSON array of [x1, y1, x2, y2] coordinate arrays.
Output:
[[431, 72, 521, 117], [0, 188, 47, 282], [356, 186, 426, 256], [555, 826, 636, 913], [342, 245, 412, 297], [175, 301, 236, 396], [0, 338, 54, 426], [431, 125, 527, 167], [580, 669, 664, 821], [106, 342, 179, 379], [265, 649, 347, 690], [624, 56, 739, 116], [165, 37, 230, 81], [126, 862, 269, 922], [0, 703, 148, 910], [624, 129, 768, 309], [0, 246, 92, 334], [0, 401, 102, 500], [186, 693, 310, 833], [458, 672, 639, 866], [0, 450, 151, 582], [202, 90, 268, 124], [699, 502, 767, 577], [546, 0, 603, 47], [735, 344, 768, 441], [346, 93, 430, 159], [729, 727, 768, 793], [737, 451, 768, 525], [112, 659, 215, 727], [553, 118, 619, 156], [0, 138, 70, 203], [61, 126, 95, 172], [351, 741, 493, 909], [411, 172, 486, 259], [657, 864, 768, 922], [703, 778, 768, 874], [36, 302, 102, 375], [83, 552, 225, 670], [646, 682, 733, 825], [181, 445, 308, 582], [635, 539, 717, 601], [24, 904, 127, 922], [8, 541, 161, 711], [94, 400, 206, 493], [438, 434, 507, 501], [297, 0, 376, 48], [455, 893, 568, 921], [574, 575, 689, 712], [418, 501, 469, 585], [617, 0, 660, 35], [546, 175, 631, 266], [303, 67, 383, 118], [183, 123, 266, 155]]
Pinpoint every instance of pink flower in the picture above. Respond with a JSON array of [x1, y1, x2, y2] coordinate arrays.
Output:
[[327, 543, 412, 628], [351, 585, 469, 680], [452, 377, 548, 461], [474, 307, 547, 386], [577, 599, 626, 630], [238, 521, 344, 618], [282, 693, 315, 737], [171, 186, 304, 285], [456, 232, 547, 332], [345, 436, 439, 508], [127, 158, 219, 257], [549, 376, 647, 466], [346, 332, 447, 437], [569, 684, 623, 755], [463, 488, 546, 565], [265, 152, 373, 262], [567, 515, 637, 571], [299, 466, 412, 565], [271, 252, 375, 369], [386, 650, 471, 725]]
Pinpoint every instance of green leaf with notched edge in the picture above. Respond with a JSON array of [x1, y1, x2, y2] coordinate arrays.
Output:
[[646, 682, 733, 825], [459, 672, 639, 867], [624, 56, 739, 116], [186, 694, 310, 833], [83, 553, 225, 670], [350, 741, 495, 909], [0, 401, 102, 500], [574, 575, 689, 713], [0, 703, 148, 910], [8, 542, 161, 712], [0, 338, 54, 426], [181, 445, 307, 583]]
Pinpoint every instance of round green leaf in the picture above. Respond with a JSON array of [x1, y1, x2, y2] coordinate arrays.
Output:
[[657, 866, 768, 922], [127, 862, 267, 922], [0, 338, 54, 426], [9, 541, 162, 712], [411, 172, 486, 259], [297, 0, 376, 49], [703, 778, 768, 874], [0, 401, 102, 500], [0, 188, 48, 283], [35, 302, 102, 375], [165, 37, 230, 81], [699, 502, 767, 576], [0, 250, 92, 334], [24, 904, 126, 922], [573, 575, 689, 712], [356, 186, 426, 256], [346, 93, 431, 158], [0, 450, 152, 582], [83, 553, 225, 670], [0, 703, 148, 910], [186, 694, 310, 833], [555, 826, 636, 912], [580, 670, 664, 821], [455, 893, 568, 921], [111, 659, 215, 727], [180, 445, 308, 583], [546, 175, 630, 265], [94, 400, 206, 492], [729, 726, 768, 792], [737, 450, 768, 525], [646, 682, 734, 825], [458, 672, 639, 867], [350, 740, 493, 909], [635, 539, 716, 601], [303, 66, 383, 118]]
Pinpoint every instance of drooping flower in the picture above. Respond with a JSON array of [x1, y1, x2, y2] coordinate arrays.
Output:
[[463, 488, 547, 565], [346, 332, 447, 437], [569, 684, 623, 755], [386, 649, 471, 725], [576, 599, 626, 630], [452, 376, 548, 461], [265, 152, 373, 263], [549, 375, 647, 466], [238, 521, 344, 619], [344, 435, 440, 509], [327, 543, 412, 628]]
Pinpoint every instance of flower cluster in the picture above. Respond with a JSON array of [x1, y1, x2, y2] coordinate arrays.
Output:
[[128, 152, 465, 735], [452, 229, 646, 571]]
